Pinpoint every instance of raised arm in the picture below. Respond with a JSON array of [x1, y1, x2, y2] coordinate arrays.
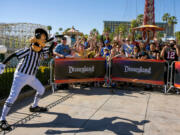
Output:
[[2, 53, 16, 64], [3, 48, 30, 64], [0, 48, 30, 74]]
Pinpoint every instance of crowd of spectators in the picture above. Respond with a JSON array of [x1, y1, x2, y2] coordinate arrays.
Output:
[[52, 32, 180, 63], [50, 31, 180, 91]]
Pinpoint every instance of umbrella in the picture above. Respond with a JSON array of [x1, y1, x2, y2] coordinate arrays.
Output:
[[132, 25, 164, 31], [63, 26, 83, 36]]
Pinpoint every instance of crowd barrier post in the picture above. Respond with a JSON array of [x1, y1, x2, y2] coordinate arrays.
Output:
[[49, 58, 55, 93], [108, 58, 112, 87], [166, 61, 175, 93], [164, 62, 170, 93], [104, 58, 110, 87]]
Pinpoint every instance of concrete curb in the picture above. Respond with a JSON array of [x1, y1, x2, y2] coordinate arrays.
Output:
[[0, 85, 52, 106]]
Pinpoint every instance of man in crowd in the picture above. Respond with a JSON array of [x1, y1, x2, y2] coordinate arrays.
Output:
[[100, 40, 112, 56], [161, 40, 180, 63], [122, 38, 135, 57], [53, 37, 71, 58], [53, 37, 71, 89], [82, 37, 89, 49], [161, 40, 180, 89]]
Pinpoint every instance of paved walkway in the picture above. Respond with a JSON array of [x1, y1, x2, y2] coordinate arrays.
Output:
[[0, 87, 180, 135]]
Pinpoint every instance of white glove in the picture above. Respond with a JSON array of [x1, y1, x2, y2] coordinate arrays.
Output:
[[0, 63, 6, 74], [46, 34, 56, 43], [53, 35, 57, 42], [51, 34, 57, 42]]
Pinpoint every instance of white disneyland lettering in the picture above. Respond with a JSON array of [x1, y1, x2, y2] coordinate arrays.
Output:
[[68, 66, 95, 74], [124, 66, 151, 74]]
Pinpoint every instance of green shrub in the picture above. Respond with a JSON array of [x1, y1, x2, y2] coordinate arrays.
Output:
[[0, 66, 50, 100]]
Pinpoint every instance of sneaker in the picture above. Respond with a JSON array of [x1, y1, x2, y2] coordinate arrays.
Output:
[[0, 120, 12, 131], [29, 106, 48, 112]]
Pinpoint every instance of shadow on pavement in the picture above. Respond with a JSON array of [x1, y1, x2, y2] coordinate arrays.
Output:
[[0, 87, 147, 114], [17, 112, 150, 135], [63, 87, 148, 97], [0, 87, 148, 116]]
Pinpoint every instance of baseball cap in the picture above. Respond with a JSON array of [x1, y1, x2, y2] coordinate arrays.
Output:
[[104, 40, 110, 44], [62, 37, 67, 40]]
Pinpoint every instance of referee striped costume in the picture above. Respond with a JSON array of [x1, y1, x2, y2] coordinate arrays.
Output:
[[16, 47, 49, 75], [0, 28, 54, 130]]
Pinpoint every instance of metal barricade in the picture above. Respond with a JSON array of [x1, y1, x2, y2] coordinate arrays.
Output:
[[49, 58, 55, 93], [104, 58, 111, 87], [110, 58, 167, 92], [166, 61, 180, 94], [165, 61, 173, 93], [49, 58, 108, 92], [49, 57, 177, 94]]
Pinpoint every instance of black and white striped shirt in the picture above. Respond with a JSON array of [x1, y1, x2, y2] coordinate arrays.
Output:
[[15, 47, 49, 75]]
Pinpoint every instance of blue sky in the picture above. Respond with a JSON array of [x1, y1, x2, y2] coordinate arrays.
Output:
[[0, 0, 179, 34]]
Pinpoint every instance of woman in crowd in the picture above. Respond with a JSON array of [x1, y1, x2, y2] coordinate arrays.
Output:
[[130, 45, 140, 59], [110, 41, 119, 58], [148, 43, 160, 60], [138, 42, 149, 59]]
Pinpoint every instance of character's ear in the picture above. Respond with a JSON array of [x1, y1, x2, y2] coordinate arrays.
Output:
[[30, 37, 37, 43]]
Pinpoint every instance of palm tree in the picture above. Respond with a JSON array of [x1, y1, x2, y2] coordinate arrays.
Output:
[[156, 32, 164, 40], [63, 28, 71, 34], [90, 28, 99, 35], [118, 24, 128, 38], [55, 32, 59, 35], [168, 16, 177, 36], [114, 26, 120, 35], [59, 27, 63, 34], [136, 14, 144, 25], [84, 34, 88, 39], [130, 19, 139, 39], [47, 25, 52, 35], [175, 31, 180, 44], [131, 19, 138, 28], [162, 13, 170, 23], [162, 13, 170, 34], [103, 27, 111, 33]]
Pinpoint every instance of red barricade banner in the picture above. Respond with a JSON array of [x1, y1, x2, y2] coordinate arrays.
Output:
[[54, 58, 106, 83], [174, 61, 180, 88], [111, 58, 166, 85]]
